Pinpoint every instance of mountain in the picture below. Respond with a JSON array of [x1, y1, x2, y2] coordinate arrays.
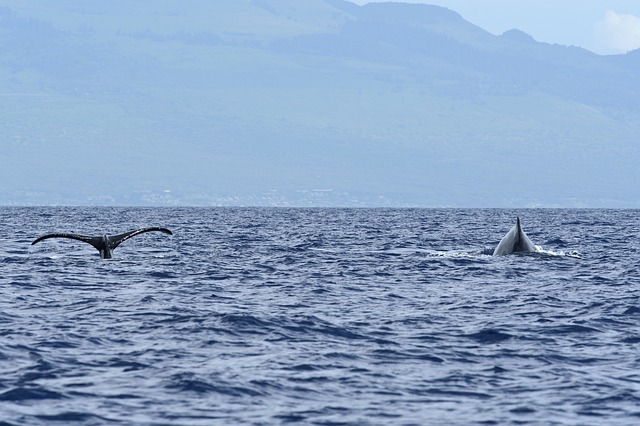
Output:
[[1, 0, 639, 206]]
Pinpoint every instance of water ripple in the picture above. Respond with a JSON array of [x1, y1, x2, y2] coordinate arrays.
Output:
[[1, 207, 639, 424]]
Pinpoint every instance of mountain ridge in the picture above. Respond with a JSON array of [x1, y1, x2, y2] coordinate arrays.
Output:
[[1, 0, 638, 207]]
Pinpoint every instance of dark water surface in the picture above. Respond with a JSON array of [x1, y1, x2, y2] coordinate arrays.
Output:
[[1, 208, 640, 425]]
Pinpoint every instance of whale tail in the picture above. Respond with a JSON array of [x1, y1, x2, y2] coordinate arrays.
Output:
[[108, 227, 173, 251], [32, 227, 172, 259], [31, 233, 104, 250]]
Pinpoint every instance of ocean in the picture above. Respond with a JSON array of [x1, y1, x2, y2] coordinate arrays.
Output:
[[1, 207, 639, 425]]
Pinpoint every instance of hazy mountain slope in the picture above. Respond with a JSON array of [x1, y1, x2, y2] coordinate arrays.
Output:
[[0, 0, 638, 206]]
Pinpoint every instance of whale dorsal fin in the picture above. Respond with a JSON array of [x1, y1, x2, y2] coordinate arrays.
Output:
[[493, 216, 536, 256]]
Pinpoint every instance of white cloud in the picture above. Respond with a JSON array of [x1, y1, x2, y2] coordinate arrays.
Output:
[[594, 10, 640, 54]]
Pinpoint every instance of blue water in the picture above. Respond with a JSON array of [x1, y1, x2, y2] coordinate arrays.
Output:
[[1, 207, 640, 425]]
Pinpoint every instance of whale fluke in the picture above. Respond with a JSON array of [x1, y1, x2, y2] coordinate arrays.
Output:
[[493, 217, 536, 256], [32, 227, 173, 259]]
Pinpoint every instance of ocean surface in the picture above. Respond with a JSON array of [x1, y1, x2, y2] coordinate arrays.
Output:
[[1, 207, 639, 425]]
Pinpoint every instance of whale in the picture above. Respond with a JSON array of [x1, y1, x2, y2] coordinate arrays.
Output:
[[31, 227, 173, 259], [493, 217, 536, 256]]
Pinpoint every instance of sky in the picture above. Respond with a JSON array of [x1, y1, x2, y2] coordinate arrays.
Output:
[[352, 0, 640, 55]]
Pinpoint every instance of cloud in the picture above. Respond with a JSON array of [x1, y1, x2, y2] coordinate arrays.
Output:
[[594, 10, 640, 53]]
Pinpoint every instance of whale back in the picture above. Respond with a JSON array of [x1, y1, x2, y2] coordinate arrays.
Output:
[[493, 217, 536, 256]]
